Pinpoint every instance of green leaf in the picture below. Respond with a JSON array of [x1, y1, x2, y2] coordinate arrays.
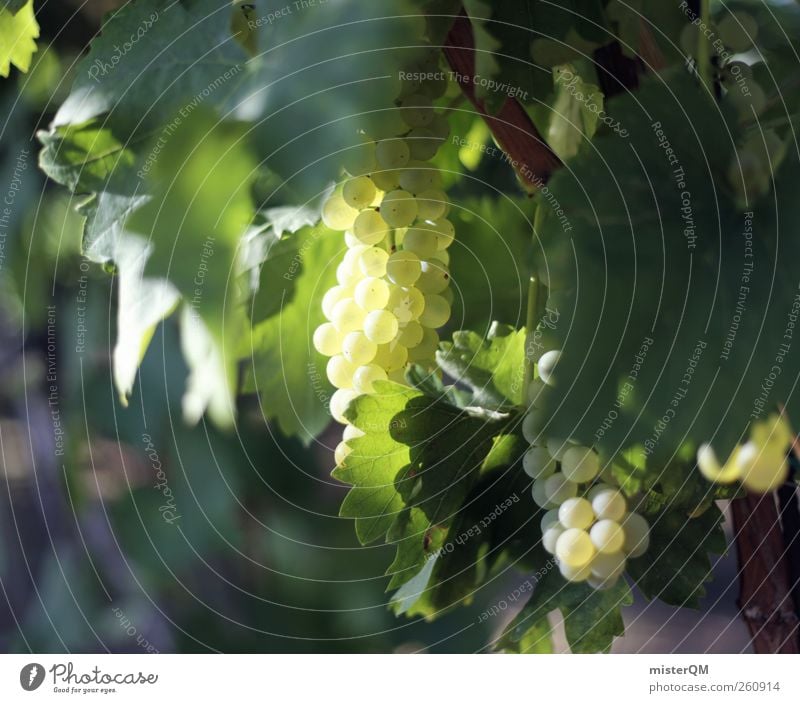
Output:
[[0, 0, 38, 78], [504, 568, 633, 653], [437, 323, 527, 409], [1, 1, 28, 14], [548, 66, 604, 161], [497, 617, 553, 653], [243, 224, 341, 443], [626, 502, 726, 608]]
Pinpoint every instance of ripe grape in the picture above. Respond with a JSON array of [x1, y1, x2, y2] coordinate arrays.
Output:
[[353, 364, 388, 393], [352, 210, 388, 245], [355, 277, 391, 311], [376, 138, 411, 169], [330, 388, 359, 424], [358, 247, 389, 277], [322, 194, 358, 231], [416, 189, 448, 220], [313, 323, 343, 357], [341, 331, 377, 366], [561, 446, 601, 483], [380, 189, 418, 227], [331, 298, 366, 333], [558, 497, 594, 530], [523, 446, 556, 479], [343, 176, 377, 209], [403, 226, 439, 258], [418, 294, 450, 328], [537, 349, 561, 386], [621, 512, 650, 558], [543, 473, 578, 505], [386, 250, 422, 285], [591, 489, 627, 522], [363, 309, 399, 344], [555, 528, 595, 568], [590, 519, 625, 554]]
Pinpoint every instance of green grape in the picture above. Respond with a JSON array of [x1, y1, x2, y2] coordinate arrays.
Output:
[[558, 497, 594, 530], [407, 127, 439, 161], [330, 388, 359, 424], [344, 230, 361, 248], [407, 327, 439, 362], [621, 512, 650, 558], [431, 248, 449, 266], [363, 309, 399, 344], [590, 519, 624, 555], [527, 378, 546, 408], [399, 93, 434, 128], [523, 446, 556, 479], [327, 354, 357, 389], [336, 260, 360, 287], [362, 109, 407, 141], [718, 11, 758, 52], [591, 550, 626, 581], [416, 260, 449, 294], [431, 218, 455, 250], [373, 342, 408, 372], [343, 176, 378, 209], [399, 161, 440, 193], [531, 478, 552, 509], [537, 349, 561, 387], [416, 189, 448, 221], [313, 322, 343, 357], [322, 194, 358, 231], [322, 285, 351, 320], [543, 472, 578, 505], [353, 364, 388, 393], [376, 138, 411, 169], [429, 113, 450, 140], [397, 320, 424, 347], [419, 294, 450, 328], [358, 247, 389, 277], [540, 509, 561, 533], [352, 209, 389, 245], [342, 331, 377, 366], [521, 411, 544, 444], [370, 169, 401, 191], [561, 446, 601, 483], [342, 243, 369, 269], [555, 528, 595, 568], [331, 298, 366, 333], [559, 561, 592, 583], [440, 286, 454, 306], [591, 489, 627, 522], [354, 277, 391, 311], [542, 524, 565, 554], [386, 250, 422, 285], [334, 441, 351, 465], [380, 189, 418, 227], [402, 226, 439, 258], [388, 285, 425, 323], [726, 81, 766, 118], [343, 139, 377, 177]]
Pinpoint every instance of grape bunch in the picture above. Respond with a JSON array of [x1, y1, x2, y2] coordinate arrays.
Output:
[[523, 349, 651, 589], [698, 413, 793, 493], [313, 54, 455, 459]]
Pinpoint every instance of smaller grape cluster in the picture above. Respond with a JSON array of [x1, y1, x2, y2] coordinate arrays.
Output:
[[697, 413, 793, 493], [313, 55, 455, 462], [523, 349, 650, 589]]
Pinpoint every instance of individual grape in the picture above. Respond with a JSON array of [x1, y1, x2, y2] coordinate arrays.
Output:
[[327, 355, 357, 389], [313, 323, 343, 356], [555, 528, 595, 568], [397, 321, 424, 348], [590, 519, 625, 554], [322, 285, 351, 320], [353, 364, 388, 393], [370, 169, 401, 191], [561, 446, 601, 483], [343, 424, 364, 441], [330, 388, 359, 424], [331, 298, 366, 333], [342, 331, 377, 366], [431, 248, 449, 266], [531, 478, 552, 509], [376, 138, 411, 169], [343, 176, 378, 209], [402, 226, 439, 259], [399, 93, 434, 127], [416, 260, 450, 294], [336, 257, 361, 285], [522, 446, 556, 479], [546, 437, 570, 461], [361, 109, 407, 141], [591, 489, 627, 522], [407, 327, 439, 362], [718, 11, 758, 52], [620, 512, 650, 558], [522, 411, 544, 444], [430, 218, 455, 250], [355, 277, 391, 311], [380, 189, 418, 227], [399, 162, 440, 193], [343, 139, 376, 177], [322, 194, 358, 231], [726, 81, 766, 118], [342, 243, 369, 271], [542, 525, 565, 554], [537, 349, 561, 386], [543, 473, 578, 505], [358, 247, 389, 277], [429, 113, 450, 140], [388, 285, 425, 323], [373, 342, 408, 373], [540, 509, 560, 533], [591, 550, 626, 581], [386, 250, 422, 285], [352, 209, 389, 245], [558, 497, 594, 530], [587, 483, 616, 502], [334, 441, 351, 465], [527, 378, 546, 408], [559, 561, 592, 583], [407, 127, 439, 161], [418, 294, 450, 328], [363, 309, 399, 344], [416, 189, 448, 220]]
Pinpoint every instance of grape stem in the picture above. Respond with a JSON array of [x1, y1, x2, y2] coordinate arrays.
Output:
[[522, 204, 549, 399]]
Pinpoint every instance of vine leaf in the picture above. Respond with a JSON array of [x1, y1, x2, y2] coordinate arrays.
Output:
[[0, 0, 38, 78]]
